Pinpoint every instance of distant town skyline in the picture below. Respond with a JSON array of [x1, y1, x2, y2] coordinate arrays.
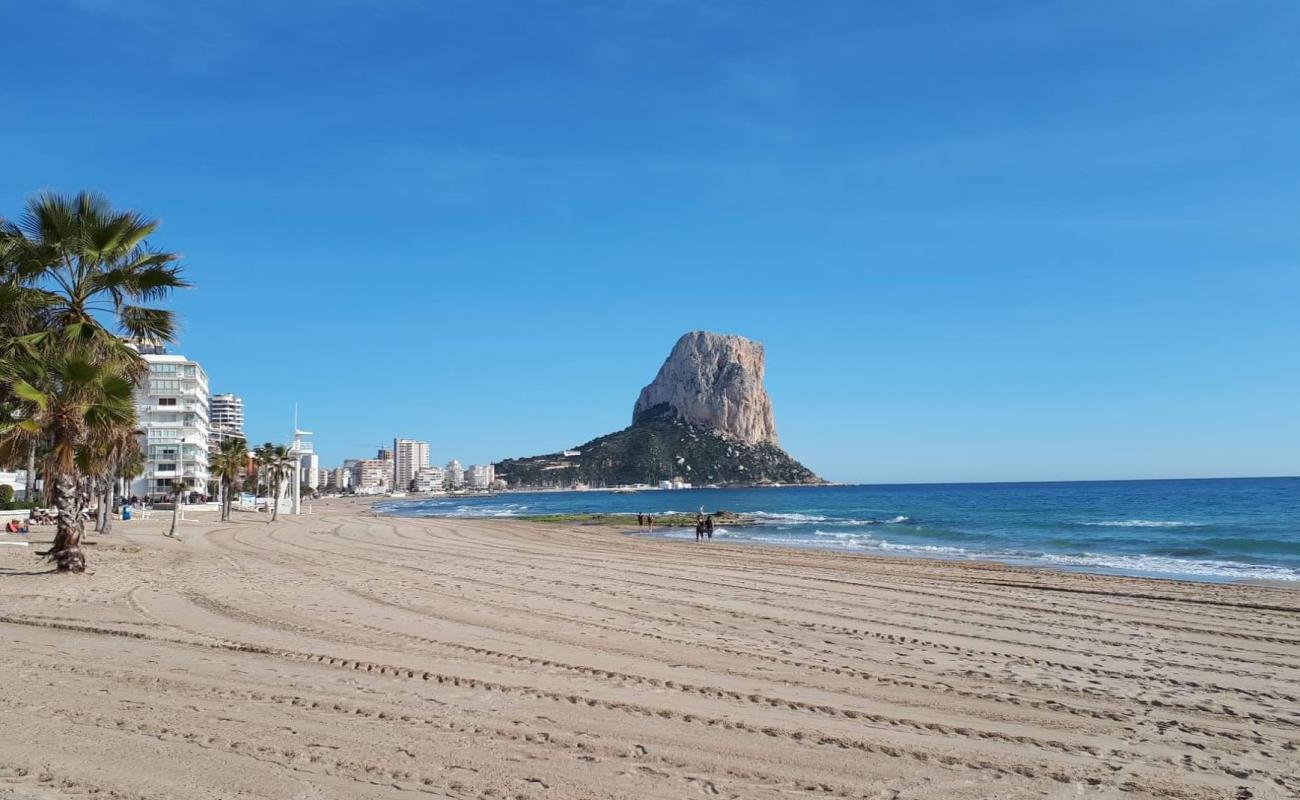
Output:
[[3, 2, 1298, 483]]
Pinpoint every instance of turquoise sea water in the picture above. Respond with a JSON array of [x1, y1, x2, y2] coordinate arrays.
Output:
[[377, 477, 1300, 583]]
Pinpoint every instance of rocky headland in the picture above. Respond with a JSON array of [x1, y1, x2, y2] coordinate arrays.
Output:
[[495, 331, 820, 488]]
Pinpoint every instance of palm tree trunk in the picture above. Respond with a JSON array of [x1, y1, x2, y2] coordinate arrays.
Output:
[[93, 478, 106, 533], [169, 487, 181, 537], [24, 443, 36, 502], [101, 480, 114, 536], [41, 472, 86, 573], [270, 471, 280, 522]]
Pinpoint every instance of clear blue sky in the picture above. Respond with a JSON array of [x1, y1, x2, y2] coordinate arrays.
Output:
[[4, 1, 1298, 483]]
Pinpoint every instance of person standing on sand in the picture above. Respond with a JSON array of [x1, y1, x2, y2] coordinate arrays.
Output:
[[695, 519, 704, 542], [705, 515, 714, 539], [646, 514, 653, 530], [637, 513, 644, 527]]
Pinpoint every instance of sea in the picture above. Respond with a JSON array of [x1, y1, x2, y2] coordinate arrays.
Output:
[[376, 477, 1300, 583]]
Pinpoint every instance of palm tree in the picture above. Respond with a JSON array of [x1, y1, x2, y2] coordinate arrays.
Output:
[[1, 191, 187, 570], [264, 444, 296, 523], [84, 423, 141, 535], [0, 346, 135, 571], [0, 222, 51, 503], [3, 191, 188, 357], [211, 436, 248, 521], [252, 443, 273, 512]]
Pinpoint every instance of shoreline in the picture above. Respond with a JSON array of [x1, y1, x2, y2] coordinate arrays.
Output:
[[373, 503, 1300, 589], [376, 505, 1300, 595]]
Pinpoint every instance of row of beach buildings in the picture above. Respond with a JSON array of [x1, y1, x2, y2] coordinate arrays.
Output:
[[339, 441, 498, 495], [0, 340, 501, 502]]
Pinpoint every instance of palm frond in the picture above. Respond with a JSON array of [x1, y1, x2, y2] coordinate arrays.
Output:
[[118, 304, 178, 343]]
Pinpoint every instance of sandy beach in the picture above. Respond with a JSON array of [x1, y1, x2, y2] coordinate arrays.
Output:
[[2, 498, 1298, 800]]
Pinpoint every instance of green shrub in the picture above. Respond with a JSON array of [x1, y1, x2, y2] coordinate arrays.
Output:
[[0, 485, 13, 504], [1, 500, 39, 511]]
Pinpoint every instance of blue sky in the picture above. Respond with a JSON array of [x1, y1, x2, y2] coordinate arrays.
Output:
[[4, 1, 1299, 483]]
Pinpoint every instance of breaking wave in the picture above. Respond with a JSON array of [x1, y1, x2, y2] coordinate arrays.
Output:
[[1079, 519, 1198, 528]]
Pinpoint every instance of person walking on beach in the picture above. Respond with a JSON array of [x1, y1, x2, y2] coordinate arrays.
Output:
[[637, 512, 644, 527], [705, 514, 714, 539], [646, 514, 653, 531]]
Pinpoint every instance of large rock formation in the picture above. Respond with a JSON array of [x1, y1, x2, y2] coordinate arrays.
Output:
[[495, 332, 820, 488], [633, 331, 778, 445]]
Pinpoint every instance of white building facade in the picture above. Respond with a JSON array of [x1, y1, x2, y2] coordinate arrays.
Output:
[[445, 459, 464, 489], [208, 393, 244, 448], [465, 464, 495, 490], [0, 470, 29, 496], [340, 461, 359, 490], [353, 459, 392, 493], [300, 452, 320, 489], [132, 350, 212, 501], [413, 466, 446, 493], [393, 439, 430, 491]]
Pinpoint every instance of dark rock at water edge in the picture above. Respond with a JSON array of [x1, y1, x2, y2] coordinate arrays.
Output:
[[495, 405, 820, 488]]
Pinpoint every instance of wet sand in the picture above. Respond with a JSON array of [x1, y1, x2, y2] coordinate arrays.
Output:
[[1, 498, 1298, 799]]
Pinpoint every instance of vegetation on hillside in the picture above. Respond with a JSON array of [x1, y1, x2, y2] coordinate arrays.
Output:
[[496, 405, 821, 489]]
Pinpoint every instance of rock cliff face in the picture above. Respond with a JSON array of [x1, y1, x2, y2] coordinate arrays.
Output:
[[495, 332, 819, 488], [633, 332, 778, 446]]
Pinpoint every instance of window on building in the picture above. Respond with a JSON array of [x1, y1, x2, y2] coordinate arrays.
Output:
[[157, 463, 177, 472], [158, 397, 177, 406]]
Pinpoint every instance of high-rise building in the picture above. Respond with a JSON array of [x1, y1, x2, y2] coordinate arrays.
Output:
[[354, 459, 391, 492], [393, 438, 430, 491], [376, 447, 392, 461], [130, 346, 211, 501], [445, 459, 464, 489], [465, 464, 495, 489], [209, 393, 244, 445], [332, 466, 353, 490], [300, 452, 320, 489]]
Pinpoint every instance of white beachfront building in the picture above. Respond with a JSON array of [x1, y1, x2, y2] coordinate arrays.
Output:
[[393, 438, 430, 491], [332, 466, 353, 490], [445, 459, 464, 489], [0, 470, 29, 496], [300, 450, 320, 490], [413, 466, 446, 492], [130, 346, 212, 501], [465, 464, 494, 490], [353, 458, 392, 493], [208, 392, 245, 451]]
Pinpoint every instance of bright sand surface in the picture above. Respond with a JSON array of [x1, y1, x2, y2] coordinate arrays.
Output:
[[2, 497, 1298, 799]]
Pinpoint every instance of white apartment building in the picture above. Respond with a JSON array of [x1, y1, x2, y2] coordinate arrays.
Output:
[[353, 458, 392, 493], [413, 466, 446, 493], [465, 464, 495, 490], [445, 459, 464, 489], [300, 452, 320, 489], [131, 349, 211, 501], [332, 465, 353, 491], [208, 392, 244, 447], [0, 470, 29, 496], [393, 438, 430, 491]]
